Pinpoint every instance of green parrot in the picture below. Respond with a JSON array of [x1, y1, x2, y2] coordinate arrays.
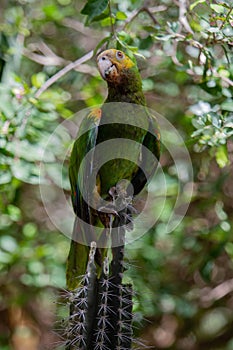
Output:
[[66, 49, 160, 290]]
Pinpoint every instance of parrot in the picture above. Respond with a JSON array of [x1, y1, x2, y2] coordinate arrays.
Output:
[[66, 49, 160, 290]]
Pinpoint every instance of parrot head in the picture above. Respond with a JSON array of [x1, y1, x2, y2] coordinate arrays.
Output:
[[97, 49, 135, 84]]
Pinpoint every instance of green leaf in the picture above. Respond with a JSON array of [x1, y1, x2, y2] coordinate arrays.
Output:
[[7, 204, 22, 221], [200, 260, 214, 282], [207, 27, 220, 33], [101, 16, 115, 27], [0, 214, 12, 229], [43, 4, 64, 21], [139, 35, 153, 50], [36, 101, 56, 112], [81, 0, 108, 23], [221, 100, 233, 112], [223, 25, 233, 37], [12, 160, 40, 184], [210, 4, 226, 14], [0, 100, 14, 119], [28, 261, 44, 274], [116, 11, 127, 20], [117, 30, 132, 43], [190, 0, 205, 11], [0, 251, 12, 264], [6, 140, 54, 162], [93, 36, 111, 55], [0, 171, 12, 184], [86, 10, 109, 22], [31, 72, 46, 88], [153, 34, 174, 41], [215, 145, 229, 168], [23, 223, 38, 238], [0, 235, 18, 253], [225, 242, 233, 259]]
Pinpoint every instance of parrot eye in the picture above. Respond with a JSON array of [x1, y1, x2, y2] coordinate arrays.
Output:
[[116, 51, 124, 60]]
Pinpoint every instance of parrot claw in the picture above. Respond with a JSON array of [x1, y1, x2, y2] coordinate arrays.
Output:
[[98, 204, 119, 216], [98, 185, 137, 230], [97, 203, 119, 229]]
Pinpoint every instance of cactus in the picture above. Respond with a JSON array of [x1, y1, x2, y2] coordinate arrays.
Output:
[[62, 214, 135, 350], [65, 242, 97, 349]]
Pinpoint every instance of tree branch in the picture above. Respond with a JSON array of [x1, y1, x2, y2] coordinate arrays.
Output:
[[62, 18, 101, 38], [24, 44, 97, 76], [168, 33, 233, 86], [34, 50, 94, 98], [108, 0, 117, 39], [122, 5, 167, 29], [200, 278, 233, 304], [177, 0, 194, 34], [23, 48, 67, 66]]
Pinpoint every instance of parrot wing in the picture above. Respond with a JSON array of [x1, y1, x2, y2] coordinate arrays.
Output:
[[130, 113, 160, 196], [67, 108, 101, 290]]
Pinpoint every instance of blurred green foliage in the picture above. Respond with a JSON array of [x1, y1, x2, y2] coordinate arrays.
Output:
[[0, 0, 233, 349]]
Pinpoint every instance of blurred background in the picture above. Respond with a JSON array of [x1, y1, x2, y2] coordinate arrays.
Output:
[[0, 0, 233, 349]]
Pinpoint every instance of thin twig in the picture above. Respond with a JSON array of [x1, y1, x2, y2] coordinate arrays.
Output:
[[23, 48, 67, 66], [170, 0, 194, 65], [214, 71, 233, 87], [220, 6, 233, 30], [174, 33, 204, 49], [62, 18, 101, 38], [36, 41, 64, 59], [169, 32, 233, 86], [24, 46, 97, 76], [108, 0, 116, 38], [177, 0, 194, 34], [200, 278, 233, 303], [167, 31, 204, 66], [140, 7, 158, 25], [123, 5, 167, 29], [74, 64, 98, 76], [35, 50, 94, 98]]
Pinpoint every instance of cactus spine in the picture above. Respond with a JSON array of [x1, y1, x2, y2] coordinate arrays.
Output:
[[63, 217, 134, 350]]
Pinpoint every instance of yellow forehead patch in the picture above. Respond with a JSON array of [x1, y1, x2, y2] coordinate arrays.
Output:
[[98, 49, 135, 70]]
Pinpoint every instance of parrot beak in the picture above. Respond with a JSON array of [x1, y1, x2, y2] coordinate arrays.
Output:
[[97, 53, 118, 81]]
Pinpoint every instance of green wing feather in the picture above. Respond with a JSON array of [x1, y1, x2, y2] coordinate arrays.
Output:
[[66, 110, 101, 290], [130, 112, 160, 195]]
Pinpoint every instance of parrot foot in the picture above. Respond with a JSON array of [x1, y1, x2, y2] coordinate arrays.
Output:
[[97, 182, 139, 231], [98, 202, 119, 229], [98, 185, 138, 231], [98, 203, 119, 216], [109, 183, 133, 207]]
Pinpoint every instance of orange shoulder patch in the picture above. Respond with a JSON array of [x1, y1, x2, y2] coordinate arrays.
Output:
[[88, 108, 102, 122]]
